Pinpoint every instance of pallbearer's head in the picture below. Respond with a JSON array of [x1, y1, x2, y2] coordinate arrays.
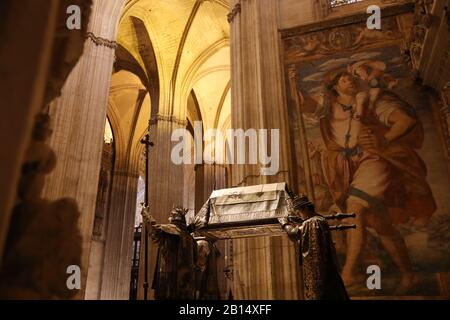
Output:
[[291, 194, 315, 219], [169, 206, 188, 225]]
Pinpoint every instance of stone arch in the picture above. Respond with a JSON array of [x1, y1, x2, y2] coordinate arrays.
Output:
[[177, 38, 230, 124]]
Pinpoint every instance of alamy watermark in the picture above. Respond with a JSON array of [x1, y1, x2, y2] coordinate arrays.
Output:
[[171, 121, 280, 176], [66, 5, 82, 30], [366, 265, 381, 290], [367, 5, 381, 30], [64, 3, 382, 31], [66, 265, 81, 290]]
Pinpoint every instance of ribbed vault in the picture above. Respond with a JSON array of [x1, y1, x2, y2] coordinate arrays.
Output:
[[114, 0, 231, 132]]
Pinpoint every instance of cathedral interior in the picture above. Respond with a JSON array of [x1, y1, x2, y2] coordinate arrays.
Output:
[[0, 0, 450, 300]]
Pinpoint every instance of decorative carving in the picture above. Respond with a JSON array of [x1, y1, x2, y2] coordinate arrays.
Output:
[[17, 114, 57, 202], [381, 0, 410, 4], [86, 32, 118, 49], [330, 0, 362, 8], [0, 0, 98, 299], [283, 16, 404, 62], [437, 45, 450, 85], [440, 82, 450, 161], [227, 2, 241, 23], [316, 0, 332, 18], [0, 114, 82, 299], [281, 2, 415, 39], [150, 113, 188, 127], [92, 143, 114, 239], [406, 0, 435, 71]]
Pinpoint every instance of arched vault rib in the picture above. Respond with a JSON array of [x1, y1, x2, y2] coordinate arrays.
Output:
[[169, 0, 205, 115], [180, 37, 230, 101], [213, 79, 231, 130], [191, 65, 230, 85], [121, 0, 230, 21], [107, 98, 126, 160], [126, 90, 148, 159], [130, 16, 160, 117], [115, 44, 150, 90], [187, 89, 203, 126]]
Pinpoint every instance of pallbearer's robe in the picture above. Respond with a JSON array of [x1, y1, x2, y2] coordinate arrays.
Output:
[[151, 224, 197, 300], [284, 215, 349, 300], [300, 215, 349, 300]]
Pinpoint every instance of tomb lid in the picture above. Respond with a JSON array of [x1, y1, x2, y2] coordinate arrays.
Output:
[[194, 183, 292, 239]]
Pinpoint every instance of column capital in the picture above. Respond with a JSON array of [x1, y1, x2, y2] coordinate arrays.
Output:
[[150, 113, 187, 127], [86, 32, 118, 49], [227, 2, 241, 23]]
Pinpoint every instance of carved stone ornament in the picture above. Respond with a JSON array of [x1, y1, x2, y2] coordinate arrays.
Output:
[[227, 2, 241, 23], [0, 1, 92, 298], [0, 113, 83, 299]]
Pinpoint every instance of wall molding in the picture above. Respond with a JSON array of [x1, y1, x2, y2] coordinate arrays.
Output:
[[87, 32, 118, 49], [150, 114, 188, 127], [280, 2, 415, 38], [227, 2, 241, 23]]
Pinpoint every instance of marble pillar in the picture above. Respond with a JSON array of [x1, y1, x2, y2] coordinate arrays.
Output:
[[42, 0, 125, 298], [228, 0, 301, 299]]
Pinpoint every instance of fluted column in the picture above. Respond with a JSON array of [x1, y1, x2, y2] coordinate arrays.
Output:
[[211, 164, 228, 298], [194, 164, 220, 211], [42, 0, 125, 298], [137, 116, 186, 300], [229, 0, 301, 299], [100, 169, 139, 299], [85, 143, 114, 300]]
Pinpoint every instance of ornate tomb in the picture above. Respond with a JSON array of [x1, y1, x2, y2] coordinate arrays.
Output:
[[195, 183, 292, 240]]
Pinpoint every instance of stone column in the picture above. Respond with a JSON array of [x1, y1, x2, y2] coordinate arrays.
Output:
[[85, 142, 114, 300], [194, 164, 217, 212], [42, 0, 125, 298], [194, 163, 228, 297], [228, 0, 301, 299], [100, 168, 140, 300], [137, 116, 186, 300], [212, 164, 228, 298]]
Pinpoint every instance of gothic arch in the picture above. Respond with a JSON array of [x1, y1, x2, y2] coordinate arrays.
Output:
[[98, 69, 152, 299]]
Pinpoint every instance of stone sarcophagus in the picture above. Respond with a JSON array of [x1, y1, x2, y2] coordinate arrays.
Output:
[[194, 183, 292, 240]]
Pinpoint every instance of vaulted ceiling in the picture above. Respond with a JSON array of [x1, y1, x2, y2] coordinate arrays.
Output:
[[112, 0, 231, 139]]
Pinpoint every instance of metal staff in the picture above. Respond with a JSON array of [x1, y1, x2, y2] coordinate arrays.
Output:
[[287, 212, 357, 231], [329, 224, 357, 231], [323, 213, 356, 220], [140, 132, 153, 300], [287, 212, 355, 224]]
